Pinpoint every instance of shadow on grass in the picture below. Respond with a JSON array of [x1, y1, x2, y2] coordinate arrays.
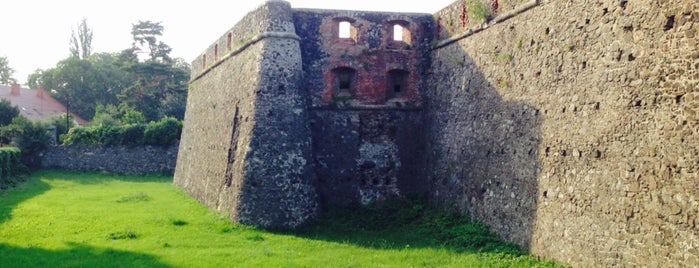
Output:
[[274, 195, 530, 257], [0, 243, 172, 268], [0, 175, 50, 225]]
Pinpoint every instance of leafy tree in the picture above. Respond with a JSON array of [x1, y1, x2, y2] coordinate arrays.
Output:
[[0, 99, 19, 126], [27, 21, 190, 123], [69, 18, 93, 59], [2, 116, 52, 167], [119, 22, 190, 121], [131, 21, 172, 62], [0, 56, 16, 85], [121, 108, 146, 125]]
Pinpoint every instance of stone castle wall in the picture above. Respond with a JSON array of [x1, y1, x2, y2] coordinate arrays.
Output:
[[293, 9, 434, 205], [174, 0, 317, 228], [428, 0, 698, 266], [176, 0, 698, 266]]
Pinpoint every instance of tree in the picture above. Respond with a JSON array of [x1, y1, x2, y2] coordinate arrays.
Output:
[[0, 99, 19, 126], [69, 18, 93, 59], [0, 56, 16, 85], [131, 21, 172, 62], [119, 22, 190, 121], [2, 116, 51, 167]]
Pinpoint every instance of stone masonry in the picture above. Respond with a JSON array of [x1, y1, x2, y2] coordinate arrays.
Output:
[[175, 0, 698, 266]]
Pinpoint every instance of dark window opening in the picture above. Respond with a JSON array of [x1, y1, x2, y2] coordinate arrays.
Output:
[[227, 33, 232, 49], [339, 73, 351, 90], [214, 44, 219, 60], [387, 69, 409, 100], [332, 67, 357, 97], [202, 54, 207, 68]]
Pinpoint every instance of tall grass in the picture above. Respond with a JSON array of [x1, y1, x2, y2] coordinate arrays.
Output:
[[0, 170, 563, 267]]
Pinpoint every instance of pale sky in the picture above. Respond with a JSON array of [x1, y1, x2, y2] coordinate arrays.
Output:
[[1, 0, 455, 85]]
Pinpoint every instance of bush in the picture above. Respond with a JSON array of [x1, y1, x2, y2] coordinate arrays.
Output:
[[3, 117, 52, 167], [120, 124, 145, 147], [0, 99, 19, 127], [0, 147, 26, 189], [143, 117, 182, 146], [61, 117, 181, 147], [97, 124, 122, 146], [63, 127, 99, 145]]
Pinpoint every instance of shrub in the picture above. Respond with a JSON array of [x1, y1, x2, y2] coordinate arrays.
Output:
[[0, 147, 26, 189], [121, 109, 146, 125], [143, 117, 182, 146], [0, 99, 19, 127], [63, 127, 99, 145], [2, 117, 52, 167], [120, 124, 145, 146], [96, 124, 122, 146], [61, 117, 181, 147]]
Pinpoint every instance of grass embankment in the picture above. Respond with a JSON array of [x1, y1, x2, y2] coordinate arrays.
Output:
[[0, 170, 563, 267]]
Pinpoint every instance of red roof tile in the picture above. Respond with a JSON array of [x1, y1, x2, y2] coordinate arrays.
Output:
[[0, 84, 88, 125]]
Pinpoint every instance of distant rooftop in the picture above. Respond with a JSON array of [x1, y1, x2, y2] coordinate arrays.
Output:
[[0, 84, 88, 125]]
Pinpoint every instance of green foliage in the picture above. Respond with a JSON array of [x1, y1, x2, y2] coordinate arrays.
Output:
[[50, 114, 74, 143], [143, 117, 182, 146], [63, 127, 99, 145], [62, 117, 181, 146], [466, 0, 490, 23], [69, 18, 93, 60], [121, 109, 146, 125], [0, 147, 26, 189], [0, 99, 19, 127], [27, 21, 190, 123], [0, 56, 16, 85], [120, 124, 145, 146], [2, 117, 52, 167]]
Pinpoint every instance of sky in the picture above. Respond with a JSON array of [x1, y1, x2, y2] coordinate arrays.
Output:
[[1, 0, 456, 85]]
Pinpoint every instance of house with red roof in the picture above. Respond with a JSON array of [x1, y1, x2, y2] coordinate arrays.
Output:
[[0, 84, 88, 125]]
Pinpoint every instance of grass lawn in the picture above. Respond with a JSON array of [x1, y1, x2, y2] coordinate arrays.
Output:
[[0, 170, 563, 267]]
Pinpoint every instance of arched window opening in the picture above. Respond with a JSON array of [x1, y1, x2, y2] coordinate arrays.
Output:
[[387, 69, 409, 100], [202, 54, 207, 68], [387, 21, 412, 49], [339, 21, 351, 39], [227, 33, 232, 50], [393, 24, 404, 41], [332, 67, 357, 97]]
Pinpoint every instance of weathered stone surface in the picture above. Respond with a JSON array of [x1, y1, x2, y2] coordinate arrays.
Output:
[[41, 145, 178, 175], [176, 0, 697, 266], [429, 0, 699, 267], [174, 1, 318, 228], [294, 9, 433, 205]]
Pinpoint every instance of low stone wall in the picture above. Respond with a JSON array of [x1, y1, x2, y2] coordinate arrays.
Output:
[[41, 144, 178, 175]]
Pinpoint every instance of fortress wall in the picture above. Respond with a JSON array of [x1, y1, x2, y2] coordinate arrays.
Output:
[[293, 10, 434, 205], [174, 1, 317, 227], [427, 0, 698, 266]]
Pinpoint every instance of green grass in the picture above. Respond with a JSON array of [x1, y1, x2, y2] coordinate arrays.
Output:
[[0, 170, 563, 267]]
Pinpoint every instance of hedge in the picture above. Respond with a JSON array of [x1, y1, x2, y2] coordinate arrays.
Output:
[[63, 117, 182, 147], [0, 147, 23, 189]]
